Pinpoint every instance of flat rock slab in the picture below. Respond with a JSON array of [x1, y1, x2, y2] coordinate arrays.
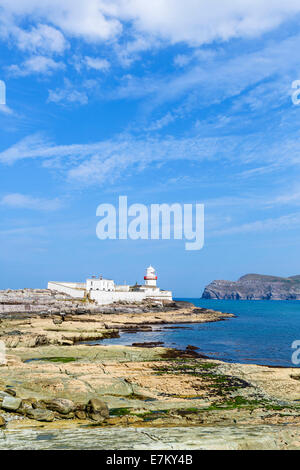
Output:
[[7, 345, 165, 363], [1, 425, 300, 450]]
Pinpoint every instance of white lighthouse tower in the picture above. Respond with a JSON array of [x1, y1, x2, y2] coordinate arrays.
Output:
[[144, 265, 157, 288]]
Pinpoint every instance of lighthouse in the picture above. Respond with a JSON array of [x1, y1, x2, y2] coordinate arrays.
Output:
[[144, 265, 158, 288], [49, 264, 172, 303]]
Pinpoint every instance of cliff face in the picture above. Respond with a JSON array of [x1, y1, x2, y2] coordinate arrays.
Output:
[[202, 274, 300, 300]]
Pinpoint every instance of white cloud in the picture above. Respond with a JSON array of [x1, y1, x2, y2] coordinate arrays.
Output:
[[146, 112, 176, 131], [1, 0, 300, 49], [19, 24, 67, 54], [174, 54, 192, 68], [0, 193, 63, 211], [7, 56, 65, 76], [0, 0, 300, 82], [113, 35, 161, 66], [1, 114, 300, 186], [116, 0, 300, 46], [7, 24, 68, 55], [0, 132, 242, 185], [0, 225, 46, 237], [85, 56, 110, 71], [0, 134, 53, 164], [0, 0, 122, 43], [270, 190, 300, 206], [48, 79, 88, 105], [115, 33, 300, 110], [213, 212, 300, 236]]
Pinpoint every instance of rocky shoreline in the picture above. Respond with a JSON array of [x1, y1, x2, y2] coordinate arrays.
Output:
[[1, 290, 300, 450]]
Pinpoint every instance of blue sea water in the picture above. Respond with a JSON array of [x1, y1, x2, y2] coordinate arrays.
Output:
[[100, 299, 300, 367]]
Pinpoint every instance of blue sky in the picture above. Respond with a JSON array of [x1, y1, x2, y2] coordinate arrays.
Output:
[[1, 1, 300, 296]]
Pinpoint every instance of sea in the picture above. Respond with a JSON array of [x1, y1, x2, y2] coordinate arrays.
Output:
[[100, 299, 300, 367]]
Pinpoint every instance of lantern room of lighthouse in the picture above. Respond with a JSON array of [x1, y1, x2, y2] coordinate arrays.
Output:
[[144, 265, 158, 288]]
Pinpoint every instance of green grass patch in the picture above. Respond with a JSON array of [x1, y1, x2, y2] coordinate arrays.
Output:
[[24, 357, 77, 364], [110, 408, 132, 417], [46, 357, 77, 363]]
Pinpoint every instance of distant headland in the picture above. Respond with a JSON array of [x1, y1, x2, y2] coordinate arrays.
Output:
[[202, 274, 300, 300]]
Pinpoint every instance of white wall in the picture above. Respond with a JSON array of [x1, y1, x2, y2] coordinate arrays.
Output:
[[47, 282, 86, 299], [115, 285, 130, 292], [48, 282, 172, 304], [146, 290, 173, 300], [90, 290, 146, 305], [138, 287, 173, 301]]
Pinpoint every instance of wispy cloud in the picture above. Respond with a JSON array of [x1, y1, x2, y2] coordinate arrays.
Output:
[[0, 193, 63, 211], [7, 56, 65, 77], [0, 134, 53, 164], [213, 212, 300, 236], [146, 112, 176, 131], [1, 125, 300, 186], [0, 225, 46, 237], [269, 190, 300, 206], [84, 56, 110, 71], [0, 132, 244, 185], [48, 79, 88, 105], [114, 32, 300, 113]]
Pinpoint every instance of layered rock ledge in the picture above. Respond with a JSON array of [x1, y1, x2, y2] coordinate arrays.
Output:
[[1, 342, 300, 449]]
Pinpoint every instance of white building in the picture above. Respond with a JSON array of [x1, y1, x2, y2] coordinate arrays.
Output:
[[86, 276, 115, 292], [48, 266, 172, 305]]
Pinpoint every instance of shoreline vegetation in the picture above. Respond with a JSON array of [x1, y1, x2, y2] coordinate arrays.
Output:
[[1, 290, 300, 449]]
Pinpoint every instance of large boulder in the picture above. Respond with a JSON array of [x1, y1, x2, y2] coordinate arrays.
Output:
[[26, 408, 55, 422], [41, 398, 75, 415], [86, 398, 109, 421], [1, 396, 22, 411]]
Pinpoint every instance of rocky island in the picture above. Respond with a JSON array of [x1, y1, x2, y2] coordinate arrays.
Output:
[[202, 274, 300, 300]]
